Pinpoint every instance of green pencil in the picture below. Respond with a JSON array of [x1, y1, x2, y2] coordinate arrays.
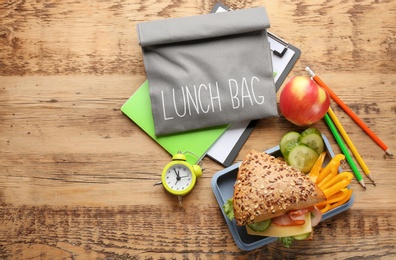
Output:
[[324, 113, 366, 189]]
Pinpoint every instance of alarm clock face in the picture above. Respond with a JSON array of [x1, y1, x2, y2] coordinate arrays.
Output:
[[164, 164, 194, 192]]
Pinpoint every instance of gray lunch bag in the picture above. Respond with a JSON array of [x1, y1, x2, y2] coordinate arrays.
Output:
[[137, 7, 279, 136]]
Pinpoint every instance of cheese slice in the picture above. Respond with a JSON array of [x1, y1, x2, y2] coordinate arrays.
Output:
[[246, 213, 312, 237]]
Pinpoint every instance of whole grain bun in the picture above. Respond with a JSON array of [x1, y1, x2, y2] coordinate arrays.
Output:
[[233, 150, 326, 226]]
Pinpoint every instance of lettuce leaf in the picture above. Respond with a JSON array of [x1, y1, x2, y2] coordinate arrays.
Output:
[[278, 237, 294, 248], [222, 198, 234, 221]]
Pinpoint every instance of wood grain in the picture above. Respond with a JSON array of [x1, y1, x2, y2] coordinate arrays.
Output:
[[1, 206, 396, 259], [1, 0, 396, 258]]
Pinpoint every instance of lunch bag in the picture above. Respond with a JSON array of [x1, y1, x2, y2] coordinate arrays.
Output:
[[137, 7, 279, 136]]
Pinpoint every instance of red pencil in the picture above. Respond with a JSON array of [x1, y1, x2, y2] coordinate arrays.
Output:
[[306, 67, 393, 156]]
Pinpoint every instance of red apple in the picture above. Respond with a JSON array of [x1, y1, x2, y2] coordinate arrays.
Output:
[[279, 76, 330, 126]]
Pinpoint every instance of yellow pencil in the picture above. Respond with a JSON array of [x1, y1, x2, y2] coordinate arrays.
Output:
[[327, 107, 375, 185]]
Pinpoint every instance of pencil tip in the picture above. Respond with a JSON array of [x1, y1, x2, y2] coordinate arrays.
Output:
[[367, 175, 375, 183], [359, 180, 366, 189], [385, 149, 393, 157]]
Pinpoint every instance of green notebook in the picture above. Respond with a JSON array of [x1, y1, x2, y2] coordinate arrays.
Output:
[[121, 80, 228, 164]]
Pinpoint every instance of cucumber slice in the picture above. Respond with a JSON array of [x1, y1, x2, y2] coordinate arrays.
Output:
[[284, 142, 319, 173], [247, 219, 271, 232], [280, 131, 301, 156], [292, 232, 311, 240], [299, 128, 324, 154]]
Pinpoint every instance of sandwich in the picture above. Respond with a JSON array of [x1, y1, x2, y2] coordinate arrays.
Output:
[[223, 150, 326, 247]]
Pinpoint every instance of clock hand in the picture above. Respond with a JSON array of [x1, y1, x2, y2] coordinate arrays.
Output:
[[173, 168, 180, 179], [174, 168, 181, 185]]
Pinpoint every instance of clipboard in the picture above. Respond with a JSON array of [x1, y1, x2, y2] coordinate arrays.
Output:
[[207, 2, 301, 166]]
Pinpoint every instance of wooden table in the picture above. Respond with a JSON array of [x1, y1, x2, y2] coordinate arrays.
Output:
[[1, 1, 395, 259]]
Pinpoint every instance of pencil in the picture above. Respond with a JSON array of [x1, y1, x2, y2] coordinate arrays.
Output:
[[324, 112, 366, 189], [327, 107, 375, 185], [306, 67, 393, 157]]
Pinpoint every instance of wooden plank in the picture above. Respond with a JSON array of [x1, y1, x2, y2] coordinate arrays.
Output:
[[1, 0, 396, 258]]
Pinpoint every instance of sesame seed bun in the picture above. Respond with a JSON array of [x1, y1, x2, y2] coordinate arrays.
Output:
[[233, 150, 326, 226]]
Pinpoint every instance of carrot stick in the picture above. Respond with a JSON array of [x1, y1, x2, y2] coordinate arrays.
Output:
[[309, 152, 326, 183], [319, 203, 331, 214], [316, 154, 345, 184], [318, 167, 338, 189], [328, 189, 353, 210], [315, 188, 349, 207], [323, 178, 351, 198], [320, 172, 354, 191]]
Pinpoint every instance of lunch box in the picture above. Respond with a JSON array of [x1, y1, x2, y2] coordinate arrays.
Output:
[[211, 134, 355, 251]]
